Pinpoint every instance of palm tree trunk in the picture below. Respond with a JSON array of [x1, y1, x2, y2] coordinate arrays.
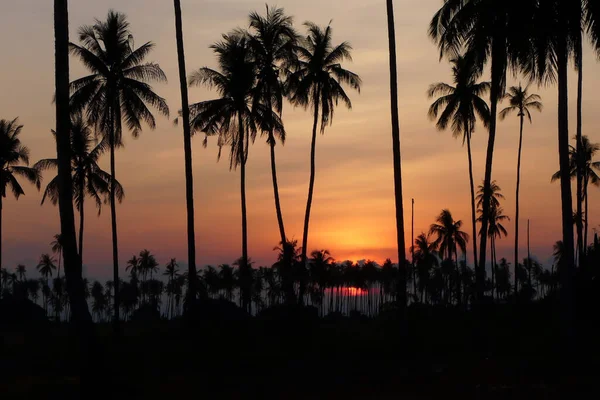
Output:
[[270, 138, 286, 245], [238, 113, 249, 312], [300, 90, 320, 305], [174, 0, 198, 305], [109, 113, 120, 327], [584, 175, 589, 257], [78, 179, 85, 262], [557, 35, 575, 338], [576, 41, 584, 266], [466, 127, 478, 272], [54, 0, 93, 329], [386, 0, 407, 308], [514, 112, 524, 297]]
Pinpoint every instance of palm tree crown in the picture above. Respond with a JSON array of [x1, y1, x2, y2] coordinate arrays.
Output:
[[429, 209, 469, 261], [0, 118, 41, 201], [500, 85, 543, 122]]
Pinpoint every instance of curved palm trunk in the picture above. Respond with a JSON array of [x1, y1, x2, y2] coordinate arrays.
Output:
[[466, 128, 478, 272], [576, 46, 584, 265], [514, 112, 524, 297], [300, 91, 320, 305], [584, 175, 589, 258], [386, 0, 407, 308], [109, 117, 120, 326], [78, 176, 85, 261], [269, 134, 286, 245], [576, 47, 585, 265], [477, 49, 502, 304], [557, 35, 575, 338], [54, 0, 92, 328], [238, 114, 250, 312], [174, 0, 198, 304]]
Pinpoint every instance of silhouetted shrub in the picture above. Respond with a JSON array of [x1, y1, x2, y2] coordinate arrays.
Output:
[[0, 295, 47, 329]]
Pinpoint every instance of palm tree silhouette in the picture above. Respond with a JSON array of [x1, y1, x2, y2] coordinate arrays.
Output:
[[287, 22, 361, 302], [247, 5, 298, 245], [37, 253, 57, 312], [187, 33, 280, 290], [429, 210, 469, 304], [386, 0, 409, 309], [0, 118, 41, 289], [53, 0, 93, 328], [16, 264, 27, 282], [163, 258, 179, 318], [428, 55, 490, 273], [500, 84, 542, 295], [70, 11, 169, 323], [478, 205, 510, 299], [36, 118, 123, 261], [50, 234, 63, 278], [430, 0, 535, 303], [173, 0, 198, 304], [412, 233, 439, 303], [552, 136, 600, 256]]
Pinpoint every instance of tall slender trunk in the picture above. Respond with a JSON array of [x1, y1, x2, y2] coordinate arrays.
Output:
[[239, 113, 249, 312], [514, 112, 524, 297], [78, 177, 85, 261], [477, 51, 501, 304], [300, 90, 320, 305], [584, 176, 589, 257], [466, 127, 478, 272], [386, 0, 407, 308], [267, 100, 287, 246], [411, 199, 416, 298], [109, 114, 120, 327], [54, 0, 92, 327], [527, 219, 531, 290], [174, 0, 197, 304], [556, 37, 575, 332], [576, 41, 584, 265]]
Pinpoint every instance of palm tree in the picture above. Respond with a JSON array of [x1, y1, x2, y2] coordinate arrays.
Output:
[[70, 11, 169, 323], [500, 84, 542, 295], [16, 265, 27, 282], [287, 22, 361, 299], [479, 205, 510, 299], [0, 118, 41, 289], [386, 0, 408, 309], [50, 234, 64, 278], [37, 254, 57, 287], [173, 0, 198, 304], [54, 0, 94, 328], [36, 118, 123, 261], [429, 209, 469, 304], [412, 233, 439, 303], [428, 55, 491, 273], [163, 258, 179, 318], [187, 33, 281, 292], [430, 0, 537, 303], [247, 5, 298, 245], [552, 136, 600, 256]]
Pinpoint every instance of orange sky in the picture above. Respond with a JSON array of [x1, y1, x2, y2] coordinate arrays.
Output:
[[1, 0, 599, 279]]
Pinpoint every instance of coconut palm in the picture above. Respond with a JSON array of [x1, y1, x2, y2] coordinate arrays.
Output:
[[69, 11, 169, 322], [429, 209, 469, 304], [53, 0, 93, 327], [173, 0, 198, 303], [16, 264, 27, 282], [476, 180, 505, 211], [247, 5, 298, 245], [552, 136, 600, 256], [49, 234, 64, 278], [35, 118, 123, 261], [500, 84, 542, 294], [163, 258, 179, 318], [37, 254, 57, 287], [0, 118, 41, 288], [479, 205, 510, 299], [428, 55, 491, 273], [412, 233, 439, 303], [430, 0, 537, 303], [287, 22, 361, 301], [187, 32, 281, 296], [386, 0, 409, 309]]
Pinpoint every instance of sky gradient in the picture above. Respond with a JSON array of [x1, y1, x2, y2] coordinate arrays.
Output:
[[1, 0, 599, 279]]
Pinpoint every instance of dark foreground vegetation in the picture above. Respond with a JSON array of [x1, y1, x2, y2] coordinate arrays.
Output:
[[2, 298, 600, 399]]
